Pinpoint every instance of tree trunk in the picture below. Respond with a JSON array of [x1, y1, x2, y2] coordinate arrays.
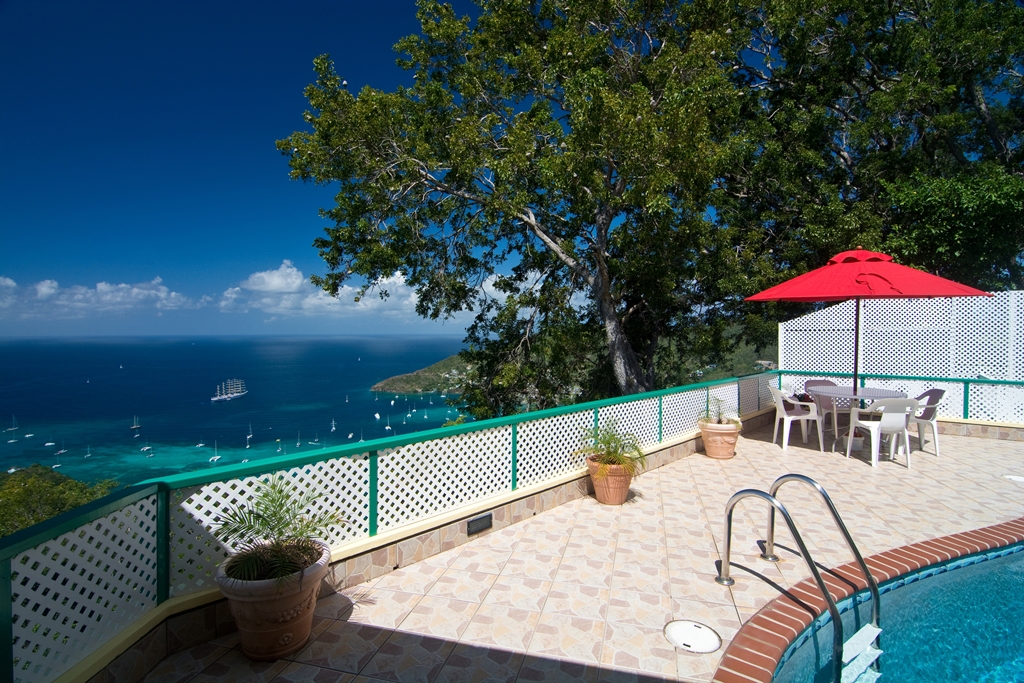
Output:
[[593, 275, 651, 395]]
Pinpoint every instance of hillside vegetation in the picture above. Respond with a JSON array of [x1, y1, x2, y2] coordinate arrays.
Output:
[[371, 354, 470, 394], [0, 465, 119, 538]]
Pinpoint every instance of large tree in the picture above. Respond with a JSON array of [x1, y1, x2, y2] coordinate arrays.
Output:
[[279, 0, 749, 412]]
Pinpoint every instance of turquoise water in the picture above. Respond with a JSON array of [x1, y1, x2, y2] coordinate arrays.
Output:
[[0, 337, 463, 485], [774, 547, 1024, 682]]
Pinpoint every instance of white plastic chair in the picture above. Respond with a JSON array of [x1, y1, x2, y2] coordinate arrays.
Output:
[[847, 398, 918, 468], [804, 379, 849, 438], [909, 389, 945, 457], [769, 387, 824, 452]]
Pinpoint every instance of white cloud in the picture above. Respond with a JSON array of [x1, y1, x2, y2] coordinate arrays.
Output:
[[35, 279, 58, 299], [0, 276, 203, 319], [240, 260, 305, 293], [0, 276, 15, 310], [221, 261, 422, 321]]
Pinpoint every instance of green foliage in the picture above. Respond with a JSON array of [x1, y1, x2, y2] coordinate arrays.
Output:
[[699, 396, 742, 427], [212, 476, 346, 581], [0, 466, 119, 538], [575, 419, 648, 479], [442, 414, 468, 427], [372, 354, 470, 394]]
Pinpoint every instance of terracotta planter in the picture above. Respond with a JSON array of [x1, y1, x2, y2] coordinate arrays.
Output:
[[699, 421, 741, 459], [215, 543, 331, 661], [587, 455, 633, 505]]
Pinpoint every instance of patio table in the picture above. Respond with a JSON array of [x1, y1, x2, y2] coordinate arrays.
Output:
[[806, 385, 907, 451]]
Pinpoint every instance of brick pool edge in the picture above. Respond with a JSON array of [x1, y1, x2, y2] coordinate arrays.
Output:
[[712, 515, 1024, 683]]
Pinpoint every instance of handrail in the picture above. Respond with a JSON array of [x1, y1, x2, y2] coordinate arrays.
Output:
[[765, 475, 880, 630], [714, 489, 843, 683]]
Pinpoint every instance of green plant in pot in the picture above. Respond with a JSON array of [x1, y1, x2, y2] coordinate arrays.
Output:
[[575, 420, 648, 505], [212, 475, 345, 660], [698, 397, 742, 459]]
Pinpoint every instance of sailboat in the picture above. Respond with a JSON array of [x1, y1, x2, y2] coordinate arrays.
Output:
[[347, 432, 354, 439], [141, 440, 152, 452], [276, 439, 282, 453], [44, 437, 55, 447], [6, 416, 18, 432], [24, 433, 33, 438], [308, 432, 319, 445], [246, 424, 252, 449], [331, 419, 336, 433], [345, 395, 349, 403], [358, 429, 364, 442], [84, 446, 91, 458], [374, 413, 380, 420], [385, 416, 392, 431], [296, 432, 301, 448], [131, 416, 141, 430], [196, 437, 205, 447], [209, 441, 220, 463], [55, 441, 67, 456]]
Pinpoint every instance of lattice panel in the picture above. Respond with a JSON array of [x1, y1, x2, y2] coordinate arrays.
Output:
[[169, 453, 370, 597], [737, 377, 763, 415], [516, 411, 592, 487], [661, 388, 707, 441], [12, 496, 159, 683], [377, 427, 511, 530], [953, 295, 1011, 380], [598, 398, 659, 448], [863, 378, 963, 420], [708, 383, 740, 421], [781, 292, 1023, 383], [967, 383, 1024, 423]]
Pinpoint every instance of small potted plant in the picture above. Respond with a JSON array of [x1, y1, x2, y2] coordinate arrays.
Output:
[[212, 475, 344, 660], [575, 420, 648, 505], [698, 397, 742, 459]]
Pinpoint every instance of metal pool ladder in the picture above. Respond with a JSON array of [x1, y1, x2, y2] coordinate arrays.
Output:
[[715, 474, 882, 683]]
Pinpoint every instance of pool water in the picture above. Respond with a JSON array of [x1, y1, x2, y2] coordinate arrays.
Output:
[[773, 545, 1024, 683]]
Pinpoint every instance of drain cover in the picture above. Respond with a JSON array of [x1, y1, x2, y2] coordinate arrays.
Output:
[[664, 620, 722, 653], [1004, 475, 1024, 483]]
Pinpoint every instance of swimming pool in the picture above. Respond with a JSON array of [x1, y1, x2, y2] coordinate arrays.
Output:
[[773, 543, 1024, 683]]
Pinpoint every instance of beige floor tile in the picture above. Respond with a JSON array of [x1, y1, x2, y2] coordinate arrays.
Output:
[[371, 563, 447, 595], [398, 596, 478, 640], [542, 582, 610, 620], [189, 650, 290, 683], [554, 558, 616, 588], [501, 552, 562, 581], [345, 589, 422, 629], [433, 643, 525, 683], [482, 575, 552, 611], [459, 604, 541, 652], [427, 569, 498, 603], [606, 589, 673, 629], [600, 622, 678, 678], [270, 662, 355, 683], [528, 612, 605, 664], [141, 643, 230, 683], [448, 547, 514, 575], [292, 620, 390, 674], [360, 631, 457, 683]]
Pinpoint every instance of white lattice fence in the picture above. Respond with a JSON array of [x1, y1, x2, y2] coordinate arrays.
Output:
[[377, 427, 511, 531], [968, 383, 1024, 423], [598, 398, 659, 449], [168, 454, 370, 597], [12, 497, 159, 683], [516, 411, 593, 488], [661, 387, 706, 440]]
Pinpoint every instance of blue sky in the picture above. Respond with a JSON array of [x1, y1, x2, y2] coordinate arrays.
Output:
[[0, 0, 474, 337]]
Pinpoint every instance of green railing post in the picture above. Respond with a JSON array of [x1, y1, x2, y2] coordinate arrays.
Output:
[[593, 408, 599, 432], [658, 396, 663, 443], [2, 558, 12, 683], [368, 451, 378, 537], [511, 424, 518, 491], [705, 387, 710, 417], [963, 382, 970, 419], [156, 487, 170, 604]]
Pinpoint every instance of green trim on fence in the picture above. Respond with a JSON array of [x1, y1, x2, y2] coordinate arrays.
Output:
[[0, 483, 160, 561], [511, 424, 518, 491], [658, 397, 663, 443], [736, 381, 741, 414], [368, 451, 379, 537], [963, 382, 971, 419], [2, 558, 11, 683], [156, 487, 170, 604]]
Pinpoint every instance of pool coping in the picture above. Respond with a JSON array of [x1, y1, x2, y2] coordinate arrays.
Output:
[[710, 515, 1024, 683]]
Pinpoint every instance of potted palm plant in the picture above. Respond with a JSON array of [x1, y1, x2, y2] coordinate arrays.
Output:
[[212, 475, 344, 660], [576, 420, 648, 505], [698, 397, 742, 459]]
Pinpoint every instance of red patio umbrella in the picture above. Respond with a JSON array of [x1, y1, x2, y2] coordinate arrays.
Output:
[[746, 248, 991, 387]]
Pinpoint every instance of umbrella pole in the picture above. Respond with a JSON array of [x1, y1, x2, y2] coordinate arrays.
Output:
[[852, 297, 860, 390]]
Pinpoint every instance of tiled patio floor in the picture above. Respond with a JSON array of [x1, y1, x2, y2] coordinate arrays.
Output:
[[145, 426, 1024, 683]]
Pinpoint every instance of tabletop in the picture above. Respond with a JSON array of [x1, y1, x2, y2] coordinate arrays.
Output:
[[807, 385, 907, 400]]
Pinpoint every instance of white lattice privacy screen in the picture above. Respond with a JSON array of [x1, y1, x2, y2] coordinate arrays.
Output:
[[12, 497, 159, 683], [780, 291, 1024, 381], [779, 291, 1024, 423]]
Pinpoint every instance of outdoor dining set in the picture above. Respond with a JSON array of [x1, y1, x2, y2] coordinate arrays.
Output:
[[768, 383, 944, 468]]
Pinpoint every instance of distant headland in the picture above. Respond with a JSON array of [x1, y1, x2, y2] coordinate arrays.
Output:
[[372, 354, 469, 394]]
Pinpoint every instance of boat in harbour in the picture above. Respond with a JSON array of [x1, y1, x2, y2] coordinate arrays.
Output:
[[209, 441, 220, 462], [6, 416, 17, 432], [55, 441, 67, 455], [211, 379, 247, 402], [131, 415, 141, 430], [246, 424, 252, 449], [331, 419, 336, 433], [308, 432, 319, 445]]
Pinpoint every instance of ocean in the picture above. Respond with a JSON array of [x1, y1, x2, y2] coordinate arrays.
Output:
[[0, 336, 464, 485]]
